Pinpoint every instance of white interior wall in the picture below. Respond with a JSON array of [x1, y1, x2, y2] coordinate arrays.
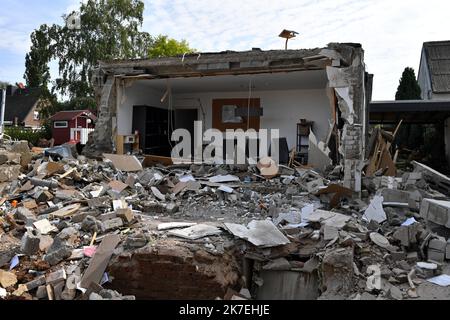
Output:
[[118, 80, 332, 150], [117, 81, 168, 135], [174, 89, 332, 149]]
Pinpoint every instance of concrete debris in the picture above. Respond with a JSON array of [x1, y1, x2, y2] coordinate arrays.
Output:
[[1, 138, 450, 301], [225, 220, 290, 248], [363, 196, 387, 223], [168, 224, 222, 240]]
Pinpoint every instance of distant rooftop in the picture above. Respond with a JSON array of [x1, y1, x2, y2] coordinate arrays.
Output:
[[423, 41, 450, 93]]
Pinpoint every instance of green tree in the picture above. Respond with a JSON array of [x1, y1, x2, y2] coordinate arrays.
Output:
[[394, 68, 423, 150], [24, 0, 195, 119], [395, 67, 421, 100], [148, 35, 195, 58], [0, 81, 10, 90], [25, 0, 152, 100], [24, 25, 52, 89]]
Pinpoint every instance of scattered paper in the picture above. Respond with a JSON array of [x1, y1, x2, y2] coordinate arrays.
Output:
[[427, 274, 450, 287], [9, 255, 19, 271], [0, 287, 7, 298], [401, 217, 417, 227], [100, 272, 110, 286]]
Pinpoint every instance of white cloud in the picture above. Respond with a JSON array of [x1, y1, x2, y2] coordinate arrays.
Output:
[[141, 0, 450, 100], [1, 0, 450, 99]]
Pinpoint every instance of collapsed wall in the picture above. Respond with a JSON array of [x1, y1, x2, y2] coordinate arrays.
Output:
[[323, 43, 369, 193], [84, 44, 371, 192]]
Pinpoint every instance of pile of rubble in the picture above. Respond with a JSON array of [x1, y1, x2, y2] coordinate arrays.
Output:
[[1, 140, 450, 300]]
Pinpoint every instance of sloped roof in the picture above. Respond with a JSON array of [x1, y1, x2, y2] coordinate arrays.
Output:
[[3, 88, 41, 123], [423, 41, 450, 93], [50, 110, 97, 122]]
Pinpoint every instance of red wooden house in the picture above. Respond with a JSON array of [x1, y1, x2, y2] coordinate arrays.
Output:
[[50, 110, 97, 145]]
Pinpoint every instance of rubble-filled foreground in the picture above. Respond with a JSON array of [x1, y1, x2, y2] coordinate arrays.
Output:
[[1, 141, 450, 300]]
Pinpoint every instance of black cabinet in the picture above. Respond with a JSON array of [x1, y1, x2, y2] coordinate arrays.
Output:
[[132, 105, 174, 156]]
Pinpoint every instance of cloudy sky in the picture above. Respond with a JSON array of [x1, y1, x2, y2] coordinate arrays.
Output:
[[0, 0, 449, 100]]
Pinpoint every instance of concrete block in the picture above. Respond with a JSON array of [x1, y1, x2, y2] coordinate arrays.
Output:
[[46, 268, 67, 285], [0, 164, 21, 182], [428, 249, 445, 263], [420, 199, 450, 228], [36, 285, 47, 299], [116, 208, 135, 224], [429, 238, 447, 251], [428, 237, 446, 262], [20, 231, 41, 256], [14, 207, 36, 226], [34, 190, 54, 203], [101, 217, 123, 233], [25, 275, 46, 291]]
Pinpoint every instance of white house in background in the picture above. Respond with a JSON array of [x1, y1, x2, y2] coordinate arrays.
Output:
[[418, 41, 450, 162], [84, 43, 372, 191], [418, 41, 450, 100]]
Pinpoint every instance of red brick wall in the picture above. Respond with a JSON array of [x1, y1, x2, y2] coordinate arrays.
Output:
[[107, 243, 241, 300]]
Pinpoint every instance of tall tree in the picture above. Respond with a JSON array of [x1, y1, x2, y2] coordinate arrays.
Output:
[[24, 0, 151, 100], [395, 67, 422, 100], [24, 25, 52, 89], [394, 67, 423, 149], [24, 0, 195, 118], [148, 35, 195, 58]]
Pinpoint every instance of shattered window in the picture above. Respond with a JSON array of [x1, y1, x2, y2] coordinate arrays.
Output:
[[222, 105, 243, 124]]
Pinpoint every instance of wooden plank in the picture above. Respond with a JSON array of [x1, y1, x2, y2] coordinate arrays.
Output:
[[80, 234, 120, 289], [50, 203, 81, 219]]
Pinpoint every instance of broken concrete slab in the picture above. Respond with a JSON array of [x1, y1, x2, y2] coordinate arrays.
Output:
[[306, 210, 350, 229], [103, 154, 143, 172], [225, 220, 290, 248], [209, 175, 240, 183], [34, 219, 58, 235], [363, 196, 387, 224], [50, 204, 81, 219], [412, 161, 450, 196], [168, 224, 222, 240], [420, 199, 450, 228], [21, 230, 41, 256], [157, 222, 197, 231]]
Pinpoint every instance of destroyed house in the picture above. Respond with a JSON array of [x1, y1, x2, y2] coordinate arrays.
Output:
[[85, 43, 372, 190]]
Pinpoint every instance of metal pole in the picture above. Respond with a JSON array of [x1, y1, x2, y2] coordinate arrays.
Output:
[[0, 89, 6, 139]]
